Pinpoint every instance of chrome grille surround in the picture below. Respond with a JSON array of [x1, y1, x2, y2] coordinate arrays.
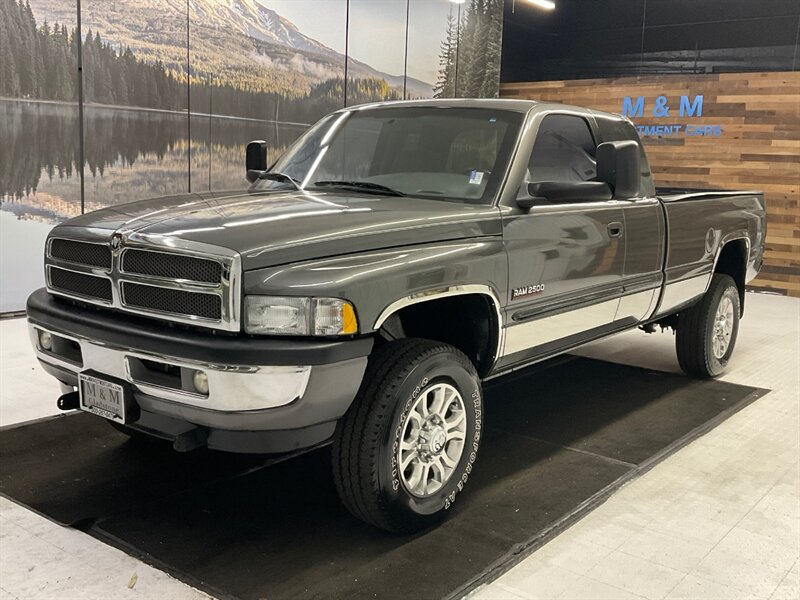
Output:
[[45, 234, 241, 332]]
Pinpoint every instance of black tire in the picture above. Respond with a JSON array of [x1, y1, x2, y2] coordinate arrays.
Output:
[[332, 338, 483, 533], [676, 273, 741, 378]]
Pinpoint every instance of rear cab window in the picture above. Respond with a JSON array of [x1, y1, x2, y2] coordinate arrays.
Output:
[[525, 114, 598, 185]]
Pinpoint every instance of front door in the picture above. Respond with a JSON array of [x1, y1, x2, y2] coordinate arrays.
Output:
[[499, 114, 626, 367]]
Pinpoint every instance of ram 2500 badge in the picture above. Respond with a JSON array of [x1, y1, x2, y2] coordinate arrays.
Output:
[[27, 99, 766, 532]]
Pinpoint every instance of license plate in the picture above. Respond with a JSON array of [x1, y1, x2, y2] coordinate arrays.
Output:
[[78, 372, 130, 423]]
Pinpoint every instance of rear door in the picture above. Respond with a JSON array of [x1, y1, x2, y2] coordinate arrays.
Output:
[[499, 113, 626, 367]]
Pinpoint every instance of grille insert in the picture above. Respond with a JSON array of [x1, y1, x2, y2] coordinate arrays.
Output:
[[122, 250, 222, 284], [49, 267, 113, 302], [122, 282, 221, 320], [50, 239, 111, 269]]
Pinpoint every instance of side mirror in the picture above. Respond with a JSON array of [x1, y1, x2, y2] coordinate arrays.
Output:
[[245, 140, 269, 183], [517, 181, 612, 209], [596, 140, 640, 199]]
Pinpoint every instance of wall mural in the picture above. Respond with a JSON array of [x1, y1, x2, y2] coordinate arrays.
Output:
[[0, 0, 504, 312]]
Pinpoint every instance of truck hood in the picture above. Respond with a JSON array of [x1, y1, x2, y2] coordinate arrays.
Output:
[[57, 189, 502, 270]]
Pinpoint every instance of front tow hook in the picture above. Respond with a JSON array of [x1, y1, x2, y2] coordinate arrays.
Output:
[[57, 391, 80, 411]]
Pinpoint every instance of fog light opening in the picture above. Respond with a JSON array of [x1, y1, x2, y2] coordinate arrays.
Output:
[[192, 370, 209, 395], [38, 330, 53, 351]]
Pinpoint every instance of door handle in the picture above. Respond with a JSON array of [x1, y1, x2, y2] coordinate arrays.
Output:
[[607, 222, 624, 238]]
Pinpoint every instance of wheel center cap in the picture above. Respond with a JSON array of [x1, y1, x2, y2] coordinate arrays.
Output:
[[419, 423, 447, 458], [430, 429, 447, 454]]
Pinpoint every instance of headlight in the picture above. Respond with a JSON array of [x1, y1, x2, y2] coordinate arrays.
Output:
[[244, 296, 358, 336]]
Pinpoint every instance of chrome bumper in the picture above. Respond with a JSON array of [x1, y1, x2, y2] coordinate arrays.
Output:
[[29, 323, 311, 412]]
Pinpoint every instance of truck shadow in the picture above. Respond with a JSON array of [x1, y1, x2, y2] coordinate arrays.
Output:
[[0, 356, 761, 600]]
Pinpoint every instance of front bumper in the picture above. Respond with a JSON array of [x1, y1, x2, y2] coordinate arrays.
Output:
[[26, 288, 372, 452]]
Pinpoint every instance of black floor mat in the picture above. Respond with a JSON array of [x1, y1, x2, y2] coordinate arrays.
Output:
[[0, 357, 766, 600]]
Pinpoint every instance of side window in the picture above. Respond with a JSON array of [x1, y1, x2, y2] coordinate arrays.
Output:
[[526, 115, 597, 184]]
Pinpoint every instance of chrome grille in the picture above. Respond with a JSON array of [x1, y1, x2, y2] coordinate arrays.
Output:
[[50, 239, 112, 270], [48, 267, 113, 302], [122, 249, 222, 284], [44, 235, 240, 331], [121, 283, 222, 320]]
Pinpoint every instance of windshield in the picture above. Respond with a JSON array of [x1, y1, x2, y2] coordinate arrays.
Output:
[[256, 107, 523, 204]]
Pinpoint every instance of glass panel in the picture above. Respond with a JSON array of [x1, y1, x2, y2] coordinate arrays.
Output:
[[527, 115, 597, 183], [189, 0, 345, 191], [81, 0, 189, 209], [424, 0, 505, 99], [345, 0, 407, 106], [406, 0, 451, 99], [0, 1, 81, 311], [268, 106, 522, 203]]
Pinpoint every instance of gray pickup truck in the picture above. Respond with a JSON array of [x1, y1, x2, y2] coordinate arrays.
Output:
[[27, 99, 765, 532]]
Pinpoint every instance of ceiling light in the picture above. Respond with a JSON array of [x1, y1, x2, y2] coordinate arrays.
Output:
[[528, 0, 556, 10], [449, 0, 467, 4]]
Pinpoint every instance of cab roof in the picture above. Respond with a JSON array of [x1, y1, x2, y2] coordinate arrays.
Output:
[[342, 98, 628, 122]]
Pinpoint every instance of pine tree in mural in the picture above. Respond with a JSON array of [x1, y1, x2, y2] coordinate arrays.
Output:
[[434, 11, 458, 99], [434, 0, 503, 99], [479, 0, 503, 98]]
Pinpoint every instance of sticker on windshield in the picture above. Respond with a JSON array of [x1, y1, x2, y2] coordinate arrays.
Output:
[[468, 170, 484, 185]]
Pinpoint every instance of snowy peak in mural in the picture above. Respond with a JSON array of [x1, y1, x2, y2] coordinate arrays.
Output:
[[193, 0, 336, 58]]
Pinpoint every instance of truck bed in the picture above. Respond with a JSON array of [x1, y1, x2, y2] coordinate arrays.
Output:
[[656, 187, 763, 203], [652, 186, 766, 318]]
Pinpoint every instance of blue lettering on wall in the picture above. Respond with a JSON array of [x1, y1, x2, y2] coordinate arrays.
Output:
[[637, 125, 684, 136], [679, 95, 704, 117], [622, 96, 645, 118], [623, 94, 719, 138], [653, 96, 670, 117], [685, 125, 722, 136]]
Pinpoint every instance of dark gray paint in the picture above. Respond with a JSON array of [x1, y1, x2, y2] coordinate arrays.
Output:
[[243, 239, 508, 334], [661, 192, 766, 284], [62, 189, 502, 272], [40, 100, 767, 378], [620, 200, 665, 283]]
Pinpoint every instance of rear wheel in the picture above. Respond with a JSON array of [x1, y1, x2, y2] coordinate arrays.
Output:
[[676, 273, 740, 378], [332, 338, 483, 533]]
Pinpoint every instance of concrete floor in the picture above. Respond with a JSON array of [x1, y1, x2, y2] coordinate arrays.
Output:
[[474, 292, 800, 600], [1, 291, 798, 599]]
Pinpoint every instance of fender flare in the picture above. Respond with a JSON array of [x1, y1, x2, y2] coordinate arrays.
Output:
[[372, 284, 505, 368]]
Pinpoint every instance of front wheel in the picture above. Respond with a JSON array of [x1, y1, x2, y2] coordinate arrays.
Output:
[[332, 338, 483, 533], [676, 273, 740, 378]]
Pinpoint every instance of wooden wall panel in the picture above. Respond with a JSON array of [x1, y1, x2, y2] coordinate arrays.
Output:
[[501, 72, 800, 297]]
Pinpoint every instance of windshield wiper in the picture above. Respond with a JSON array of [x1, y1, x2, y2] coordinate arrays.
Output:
[[258, 172, 302, 190], [313, 180, 406, 197]]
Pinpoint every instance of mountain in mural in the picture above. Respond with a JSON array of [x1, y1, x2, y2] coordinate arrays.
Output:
[[27, 0, 434, 97], [195, 0, 337, 57]]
